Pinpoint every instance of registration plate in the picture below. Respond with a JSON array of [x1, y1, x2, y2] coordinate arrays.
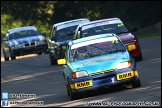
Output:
[[117, 71, 135, 80], [74, 80, 93, 89]]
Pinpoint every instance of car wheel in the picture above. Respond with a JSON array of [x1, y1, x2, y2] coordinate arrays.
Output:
[[136, 48, 143, 61], [50, 59, 57, 65], [132, 78, 141, 88], [4, 55, 9, 61], [3, 53, 9, 61], [68, 83, 78, 100], [37, 52, 43, 55], [3, 49, 9, 61], [11, 55, 16, 60], [66, 83, 70, 96]]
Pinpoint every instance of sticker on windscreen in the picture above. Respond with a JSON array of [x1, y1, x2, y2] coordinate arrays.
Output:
[[118, 23, 124, 27]]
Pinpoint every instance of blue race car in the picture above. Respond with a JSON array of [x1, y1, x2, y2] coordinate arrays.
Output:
[[58, 33, 141, 100], [2, 26, 48, 61]]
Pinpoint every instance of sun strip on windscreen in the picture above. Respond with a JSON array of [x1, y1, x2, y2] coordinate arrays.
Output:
[[71, 36, 118, 50], [82, 19, 122, 30], [9, 27, 37, 34], [57, 20, 89, 30]]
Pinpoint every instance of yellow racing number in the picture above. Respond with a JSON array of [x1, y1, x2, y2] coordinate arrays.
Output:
[[112, 40, 118, 43]]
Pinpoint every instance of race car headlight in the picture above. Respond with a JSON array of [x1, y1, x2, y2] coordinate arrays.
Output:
[[72, 71, 88, 79], [37, 40, 47, 45], [17, 44, 24, 48], [117, 61, 132, 70], [12, 44, 24, 49]]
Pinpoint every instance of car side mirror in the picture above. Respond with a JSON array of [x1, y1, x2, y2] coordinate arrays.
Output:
[[42, 32, 46, 37], [129, 27, 138, 32], [51, 37, 54, 41], [76, 31, 81, 39], [57, 59, 67, 65], [48, 38, 55, 43], [127, 44, 136, 51], [48, 38, 58, 47]]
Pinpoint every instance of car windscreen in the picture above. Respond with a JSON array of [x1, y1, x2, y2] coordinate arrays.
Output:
[[70, 36, 126, 62], [55, 25, 78, 40], [8, 29, 41, 40], [80, 23, 129, 38]]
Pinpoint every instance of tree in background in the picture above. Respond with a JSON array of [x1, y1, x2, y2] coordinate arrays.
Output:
[[1, 1, 161, 39]]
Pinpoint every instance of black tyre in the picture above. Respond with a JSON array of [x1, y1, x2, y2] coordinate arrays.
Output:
[[37, 52, 43, 55], [135, 48, 143, 61], [3, 49, 9, 61], [66, 83, 70, 96], [9, 48, 16, 60], [67, 83, 78, 100], [4, 55, 9, 61], [50, 59, 57, 65], [11, 55, 16, 60], [132, 78, 141, 88]]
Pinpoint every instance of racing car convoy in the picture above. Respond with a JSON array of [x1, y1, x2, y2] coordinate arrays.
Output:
[[57, 33, 141, 100], [2, 17, 142, 100], [2, 26, 48, 61]]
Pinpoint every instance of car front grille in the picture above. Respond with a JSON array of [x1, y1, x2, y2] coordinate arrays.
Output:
[[31, 42, 35, 46], [88, 68, 117, 76], [25, 43, 30, 47], [25, 42, 36, 47]]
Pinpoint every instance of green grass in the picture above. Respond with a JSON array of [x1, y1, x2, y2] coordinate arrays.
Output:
[[137, 32, 161, 39]]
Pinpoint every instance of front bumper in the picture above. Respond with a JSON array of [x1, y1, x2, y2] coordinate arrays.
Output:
[[11, 44, 48, 56], [68, 69, 139, 93]]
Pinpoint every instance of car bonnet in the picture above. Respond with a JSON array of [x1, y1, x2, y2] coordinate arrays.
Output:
[[70, 51, 130, 75]]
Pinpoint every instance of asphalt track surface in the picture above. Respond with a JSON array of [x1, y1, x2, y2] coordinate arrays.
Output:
[[1, 36, 161, 107]]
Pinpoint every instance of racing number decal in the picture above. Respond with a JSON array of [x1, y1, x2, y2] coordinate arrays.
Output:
[[118, 23, 124, 27], [74, 80, 93, 89], [117, 71, 134, 80], [112, 40, 118, 43]]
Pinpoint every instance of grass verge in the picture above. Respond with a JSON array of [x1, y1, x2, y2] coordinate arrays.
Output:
[[137, 32, 161, 39]]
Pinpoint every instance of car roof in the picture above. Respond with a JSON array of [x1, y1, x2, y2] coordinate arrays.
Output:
[[7, 26, 37, 34], [69, 33, 117, 45], [53, 18, 90, 27], [78, 18, 123, 27]]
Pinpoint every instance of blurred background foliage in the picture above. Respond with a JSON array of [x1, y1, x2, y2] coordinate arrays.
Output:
[[1, 1, 161, 40]]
